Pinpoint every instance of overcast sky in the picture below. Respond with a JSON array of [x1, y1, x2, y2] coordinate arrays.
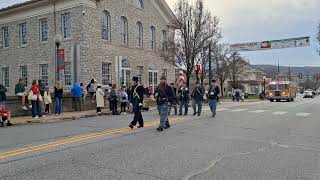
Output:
[[1, 0, 319, 66], [166, 0, 320, 66]]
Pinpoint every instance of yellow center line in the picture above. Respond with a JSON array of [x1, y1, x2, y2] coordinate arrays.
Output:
[[0, 117, 185, 160]]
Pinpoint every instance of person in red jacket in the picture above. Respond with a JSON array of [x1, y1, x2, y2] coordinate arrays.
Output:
[[0, 105, 12, 127]]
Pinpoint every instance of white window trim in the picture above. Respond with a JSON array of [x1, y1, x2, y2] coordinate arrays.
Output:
[[2, 67, 10, 88], [39, 64, 49, 86], [102, 63, 112, 85], [120, 16, 128, 45], [150, 26, 156, 50], [62, 14, 72, 39], [19, 23, 28, 47], [101, 11, 111, 41], [136, 22, 143, 48], [2, 27, 10, 48], [39, 19, 49, 43]]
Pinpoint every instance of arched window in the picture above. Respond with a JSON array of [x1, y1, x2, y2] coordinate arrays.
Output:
[[134, 0, 144, 9], [136, 22, 143, 48], [101, 11, 111, 40], [150, 26, 156, 50], [120, 16, 128, 45], [161, 30, 167, 50]]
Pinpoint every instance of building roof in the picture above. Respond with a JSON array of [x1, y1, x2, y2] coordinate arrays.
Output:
[[0, 0, 38, 12]]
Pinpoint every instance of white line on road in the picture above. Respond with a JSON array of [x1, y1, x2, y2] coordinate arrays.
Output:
[[231, 109, 248, 112], [273, 111, 288, 115], [296, 113, 311, 117], [217, 108, 228, 112], [249, 110, 267, 113]]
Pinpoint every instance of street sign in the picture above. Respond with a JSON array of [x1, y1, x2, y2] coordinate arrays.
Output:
[[230, 36, 310, 52]]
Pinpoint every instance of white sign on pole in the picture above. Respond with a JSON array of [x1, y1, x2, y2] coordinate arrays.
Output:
[[230, 37, 310, 52]]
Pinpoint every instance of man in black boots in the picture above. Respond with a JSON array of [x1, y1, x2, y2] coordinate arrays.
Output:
[[129, 76, 146, 129]]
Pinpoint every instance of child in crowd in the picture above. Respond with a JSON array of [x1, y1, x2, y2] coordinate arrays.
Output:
[[0, 105, 12, 127], [44, 86, 52, 115]]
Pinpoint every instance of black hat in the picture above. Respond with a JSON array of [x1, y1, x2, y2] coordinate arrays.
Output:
[[132, 76, 139, 82]]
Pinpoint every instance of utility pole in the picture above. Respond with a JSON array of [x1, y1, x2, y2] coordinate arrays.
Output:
[[208, 43, 213, 83], [288, 67, 291, 81]]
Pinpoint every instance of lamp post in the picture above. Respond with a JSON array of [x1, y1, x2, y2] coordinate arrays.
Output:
[[54, 34, 62, 81]]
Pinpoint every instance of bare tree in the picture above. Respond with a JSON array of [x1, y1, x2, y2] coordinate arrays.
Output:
[[212, 44, 230, 96], [162, 0, 221, 88], [318, 23, 320, 55], [228, 52, 248, 89]]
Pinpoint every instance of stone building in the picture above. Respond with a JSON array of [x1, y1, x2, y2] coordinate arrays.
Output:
[[0, 0, 177, 95]]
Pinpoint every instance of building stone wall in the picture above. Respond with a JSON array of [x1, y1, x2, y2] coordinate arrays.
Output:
[[0, 0, 175, 95]]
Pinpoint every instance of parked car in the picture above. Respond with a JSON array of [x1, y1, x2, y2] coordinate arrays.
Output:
[[303, 90, 314, 98]]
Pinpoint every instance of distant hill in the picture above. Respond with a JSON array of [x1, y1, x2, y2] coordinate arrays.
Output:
[[253, 65, 320, 78]]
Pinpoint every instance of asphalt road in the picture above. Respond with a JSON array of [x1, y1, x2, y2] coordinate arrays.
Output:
[[1, 97, 320, 180]]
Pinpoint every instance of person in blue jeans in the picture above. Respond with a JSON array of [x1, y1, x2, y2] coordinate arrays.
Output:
[[178, 82, 189, 115], [155, 75, 175, 132], [207, 79, 220, 117], [54, 81, 63, 116]]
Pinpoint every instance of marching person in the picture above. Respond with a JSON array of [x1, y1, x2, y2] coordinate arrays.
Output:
[[178, 82, 189, 115], [129, 76, 145, 129], [207, 79, 220, 117], [168, 83, 178, 116], [191, 82, 204, 116], [95, 84, 105, 114], [154, 75, 175, 131]]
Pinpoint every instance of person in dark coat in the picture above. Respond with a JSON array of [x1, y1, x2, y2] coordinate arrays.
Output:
[[0, 83, 7, 106], [178, 82, 189, 115], [129, 76, 145, 129], [168, 83, 178, 115], [154, 75, 175, 131], [207, 79, 220, 117], [191, 82, 204, 116]]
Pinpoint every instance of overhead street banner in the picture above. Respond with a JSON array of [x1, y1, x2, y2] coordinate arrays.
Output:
[[230, 37, 310, 52]]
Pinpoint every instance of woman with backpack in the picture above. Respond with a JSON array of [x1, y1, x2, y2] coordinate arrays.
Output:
[[119, 86, 128, 114], [87, 79, 97, 104]]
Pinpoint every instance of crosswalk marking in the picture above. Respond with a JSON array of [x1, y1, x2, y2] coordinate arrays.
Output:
[[249, 110, 267, 113], [217, 108, 228, 112], [231, 109, 248, 112], [273, 111, 288, 115], [296, 113, 311, 117]]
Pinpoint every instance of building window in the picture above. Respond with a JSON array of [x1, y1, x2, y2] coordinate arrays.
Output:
[[161, 30, 167, 50], [2, 67, 9, 88], [137, 66, 143, 83], [64, 62, 72, 86], [148, 64, 158, 93], [120, 16, 128, 45], [39, 64, 49, 86], [40, 19, 49, 42], [136, 22, 143, 48], [150, 26, 156, 50], [101, 11, 111, 41], [19, 23, 27, 46], [2, 27, 10, 48], [163, 69, 168, 78], [102, 63, 112, 85], [20, 66, 27, 87], [62, 14, 71, 39]]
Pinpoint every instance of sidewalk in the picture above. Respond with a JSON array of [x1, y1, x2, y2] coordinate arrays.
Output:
[[10, 110, 111, 126]]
